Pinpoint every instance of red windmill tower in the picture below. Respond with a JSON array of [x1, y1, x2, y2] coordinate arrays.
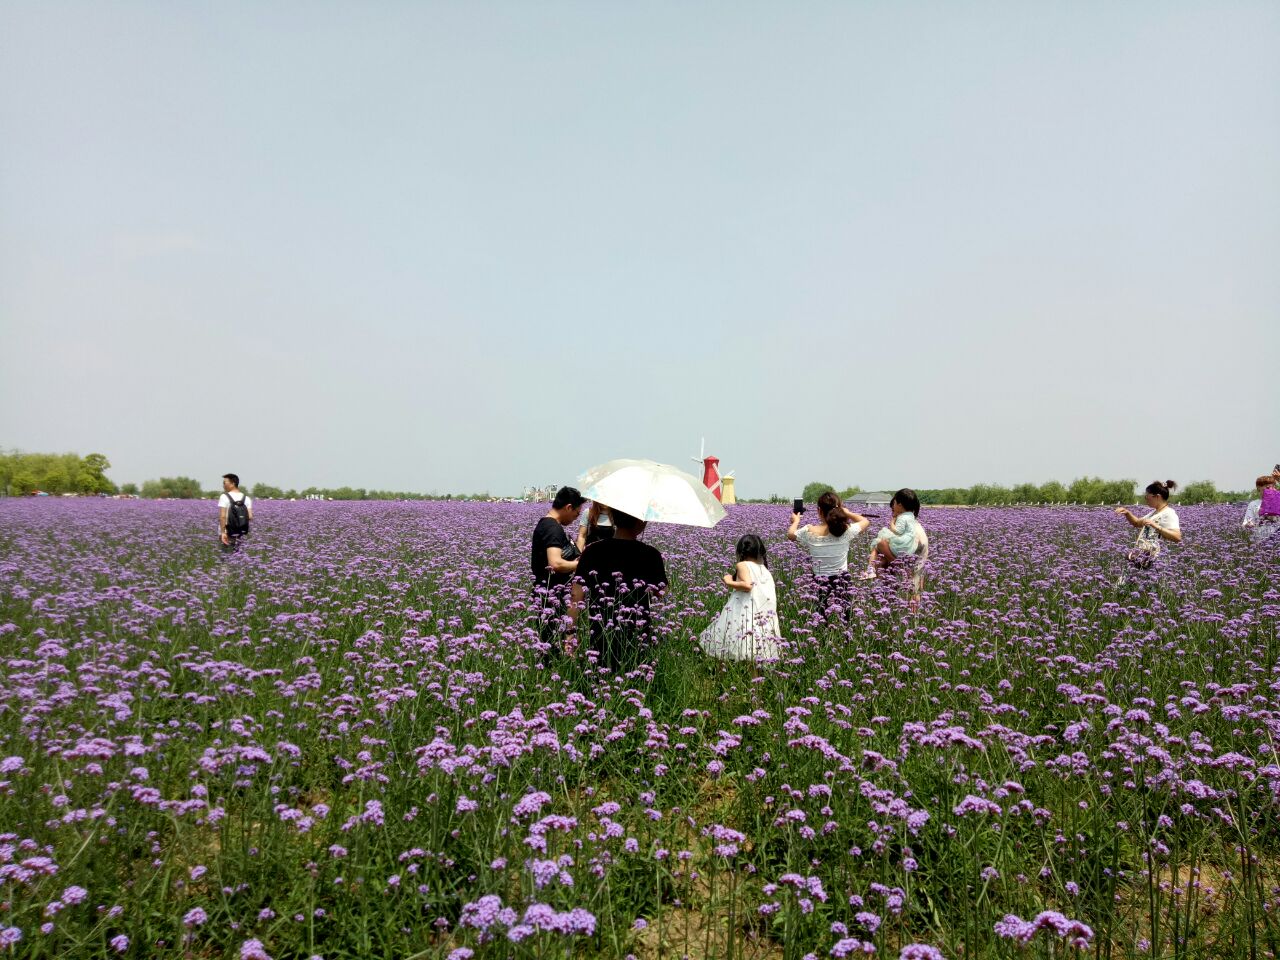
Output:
[[692, 438, 723, 501]]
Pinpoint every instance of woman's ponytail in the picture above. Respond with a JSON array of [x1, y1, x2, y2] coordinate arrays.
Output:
[[817, 491, 849, 536]]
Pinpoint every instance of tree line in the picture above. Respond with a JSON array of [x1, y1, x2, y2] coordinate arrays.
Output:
[[248, 484, 488, 501], [0, 450, 497, 500], [0, 449, 1253, 505], [791, 477, 1248, 506], [0, 450, 114, 496]]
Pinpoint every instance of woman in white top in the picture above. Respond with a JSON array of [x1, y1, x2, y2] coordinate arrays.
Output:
[[699, 534, 781, 663], [575, 500, 614, 553], [787, 491, 870, 618], [1115, 479, 1181, 572]]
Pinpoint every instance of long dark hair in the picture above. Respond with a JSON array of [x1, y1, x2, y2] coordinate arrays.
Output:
[[1145, 479, 1177, 501], [817, 491, 848, 536], [892, 488, 921, 516], [735, 534, 768, 568]]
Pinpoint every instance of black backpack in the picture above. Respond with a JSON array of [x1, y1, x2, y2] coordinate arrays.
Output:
[[226, 493, 250, 536]]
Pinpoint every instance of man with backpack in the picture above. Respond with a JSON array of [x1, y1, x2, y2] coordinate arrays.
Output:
[[218, 473, 253, 552]]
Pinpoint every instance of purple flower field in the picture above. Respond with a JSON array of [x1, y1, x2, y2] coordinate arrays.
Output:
[[0, 499, 1277, 959]]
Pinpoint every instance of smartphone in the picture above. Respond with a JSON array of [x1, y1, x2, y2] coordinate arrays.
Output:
[[792, 498, 804, 514]]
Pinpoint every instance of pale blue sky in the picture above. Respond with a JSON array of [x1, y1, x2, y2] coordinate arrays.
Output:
[[2, 2, 1277, 496]]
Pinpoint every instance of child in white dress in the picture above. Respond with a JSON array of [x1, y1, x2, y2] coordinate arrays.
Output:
[[699, 534, 781, 662]]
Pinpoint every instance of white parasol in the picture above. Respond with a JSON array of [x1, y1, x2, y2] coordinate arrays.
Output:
[[576, 459, 727, 528]]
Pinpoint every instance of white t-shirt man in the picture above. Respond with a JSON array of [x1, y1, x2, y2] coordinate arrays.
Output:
[[218, 490, 253, 538], [217, 490, 253, 511]]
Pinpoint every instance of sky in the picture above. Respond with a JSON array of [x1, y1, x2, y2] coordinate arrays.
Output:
[[1, 2, 1277, 497]]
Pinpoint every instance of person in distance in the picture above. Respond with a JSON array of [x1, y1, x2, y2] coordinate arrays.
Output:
[[218, 473, 253, 553]]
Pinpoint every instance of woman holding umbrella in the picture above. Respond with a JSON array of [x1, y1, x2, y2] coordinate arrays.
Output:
[[569, 506, 667, 672], [569, 459, 724, 672]]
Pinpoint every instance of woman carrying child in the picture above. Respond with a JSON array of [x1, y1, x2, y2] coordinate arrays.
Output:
[[1243, 469, 1280, 543], [699, 534, 781, 662], [860, 488, 925, 580]]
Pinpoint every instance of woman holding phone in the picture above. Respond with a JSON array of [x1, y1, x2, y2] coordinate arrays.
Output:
[[787, 491, 870, 618]]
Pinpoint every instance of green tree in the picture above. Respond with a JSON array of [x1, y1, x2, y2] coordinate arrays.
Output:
[[1010, 483, 1039, 503], [10, 470, 38, 495], [77, 452, 115, 494], [119, 483, 139, 496], [1067, 476, 1100, 503], [1177, 480, 1218, 505], [801, 481, 834, 504], [252, 483, 286, 500], [0, 449, 115, 495], [1038, 481, 1067, 503], [970, 483, 1011, 505], [36, 454, 74, 494], [1099, 479, 1136, 504], [141, 476, 203, 499]]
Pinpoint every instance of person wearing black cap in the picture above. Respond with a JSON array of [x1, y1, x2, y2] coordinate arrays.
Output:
[[530, 486, 585, 652]]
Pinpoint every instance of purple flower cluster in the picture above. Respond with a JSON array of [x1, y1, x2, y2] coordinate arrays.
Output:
[[0, 497, 1273, 958], [995, 910, 1094, 947]]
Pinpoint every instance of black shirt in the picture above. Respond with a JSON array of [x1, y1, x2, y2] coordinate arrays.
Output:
[[531, 517, 572, 588], [575, 538, 668, 665], [577, 537, 667, 597]]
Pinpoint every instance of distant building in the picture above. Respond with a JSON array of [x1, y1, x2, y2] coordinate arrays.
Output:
[[846, 491, 892, 507]]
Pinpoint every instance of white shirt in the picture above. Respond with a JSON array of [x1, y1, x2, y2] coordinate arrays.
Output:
[[1243, 500, 1260, 527], [1242, 500, 1279, 542], [218, 491, 252, 510], [796, 524, 864, 576], [1136, 506, 1179, 547]]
